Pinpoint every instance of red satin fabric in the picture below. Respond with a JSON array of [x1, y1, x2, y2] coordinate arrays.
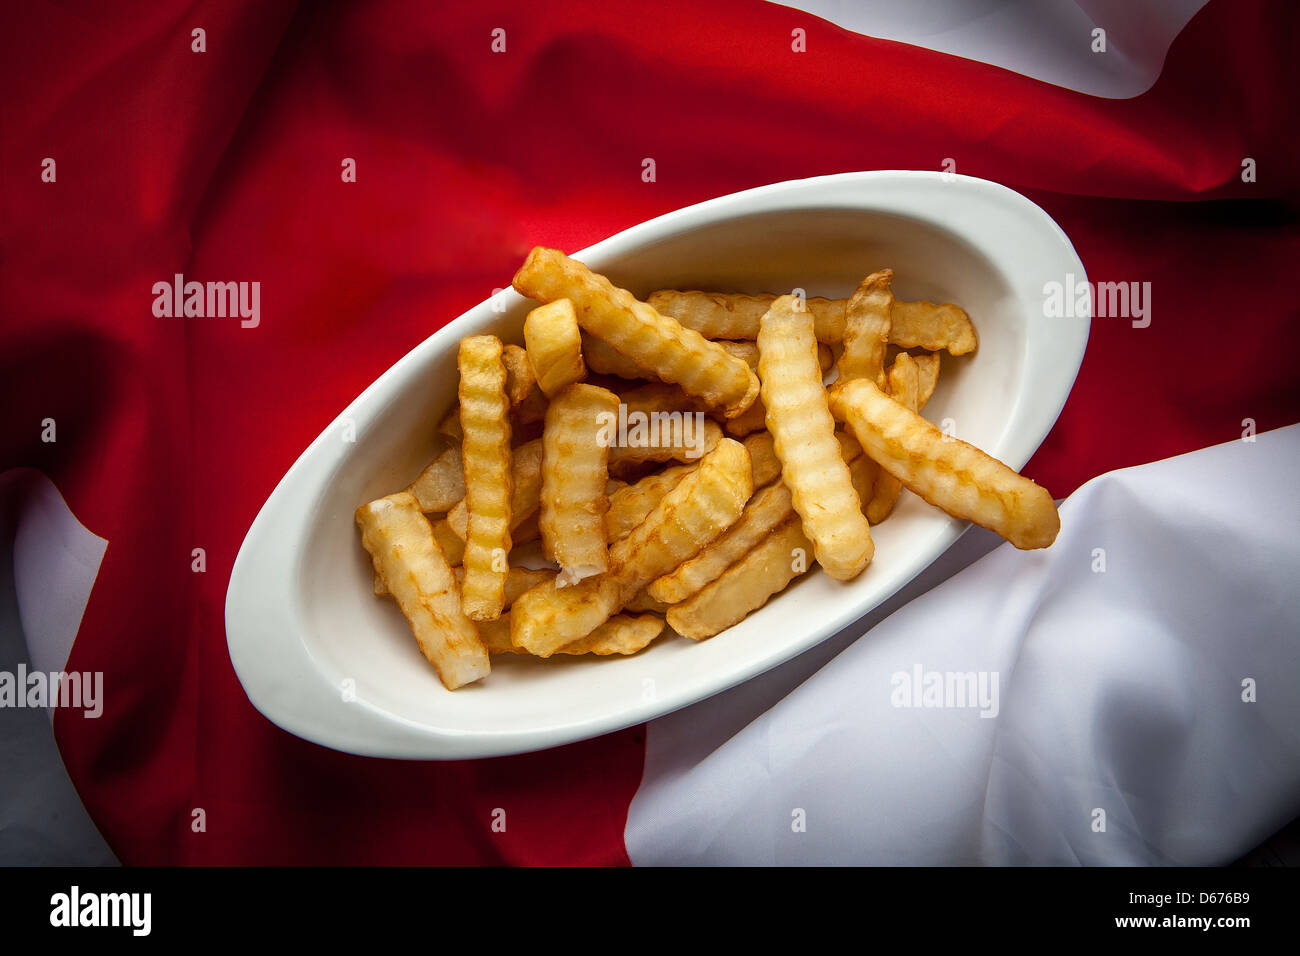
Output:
[[1, 0, 1295, 863]]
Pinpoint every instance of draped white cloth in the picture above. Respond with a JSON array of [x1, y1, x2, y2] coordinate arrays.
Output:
[[773, 0, 1209, 98], [628, 426, 1300, 864]]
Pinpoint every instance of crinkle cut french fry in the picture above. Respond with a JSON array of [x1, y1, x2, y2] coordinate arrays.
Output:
[[503, 344, 548, 424], [581, 333, 645, 380], [407, 444, 465, 513], [608, 418, 721, 467], [816, 343, 835, 375], [356, 492, 489, 689], [716, 340, 759, 367], [830, 377, 1059, 549], [648, 290, 847, 343], [726, 342, 834, 438], [438, 406, 463, 441], [510, 438, 753, 656], [724, 395, 769, 438], [512, 248, 759, 418], [742, 432, 783, 488], [914, 352, 941, 409], [758, 296, 873, 580], [624, 589, 671, 614], [432, 516, 465, 565], [890, 299, 977, 355], [848, 453, 879, 520], [448, 438, 543, 539], [836, 269, 893, 390], [559, 613, 665, 655], [725, 339, 833, 373], [667, 515, 812, 640], [584, 337, 781, 379], [540, 384, 619, 586], [484, 612, 664, 656], [604, 464, 695, 542], [455, 566, 555, 606], [474, 616, 517, 654], [458, 335, 513, 620], [619, 382, 706, 415], [650, 289, 976, 354], [377, 512, 478, 590], [604, 382, 721, 467], [866, 353, 920, 524], [525, 299, 587, 397], [502, 344, 536, 405], [649, 479, 795, 604], [511, 509, 541, 545]]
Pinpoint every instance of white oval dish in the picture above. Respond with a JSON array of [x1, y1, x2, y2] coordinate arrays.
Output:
[[225, 171, 1089, 759]]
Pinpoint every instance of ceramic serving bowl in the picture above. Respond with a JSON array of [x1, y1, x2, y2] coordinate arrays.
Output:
[[225, 170, 1089, 759]]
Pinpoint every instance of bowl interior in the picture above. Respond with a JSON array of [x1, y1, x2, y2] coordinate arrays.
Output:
[[291, 206, 1022, 733]]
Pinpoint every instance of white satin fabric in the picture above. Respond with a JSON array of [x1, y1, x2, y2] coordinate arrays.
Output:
[[772, 0, 1209, 98], [627, 425, 1300, 864]]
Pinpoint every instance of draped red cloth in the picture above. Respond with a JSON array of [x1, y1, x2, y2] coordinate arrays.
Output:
[[1, 0, 1295, 863]]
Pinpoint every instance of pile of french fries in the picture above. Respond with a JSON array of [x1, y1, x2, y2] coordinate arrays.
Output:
[[357, 248, 1060, 690]]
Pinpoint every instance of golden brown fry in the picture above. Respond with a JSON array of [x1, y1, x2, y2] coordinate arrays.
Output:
[[742, 432, 783, 488], [432, 516, 465, 566], [865, 353, 920, 524], [455, 566, 555, 606], [540, 384, 620, 585], [524, 299, 587, 397], [356, 492, 489, 689], [474, 616, 517, 655], [727, 342, 836, 438], [848, 453, 880, 520], [891, 299, 977, 355], [607, 418, 721, 468], [483, 612, 664, 656], [836, 429, 865, 465], [407, 444, 465, 513], [649, 479, 795, 604], [619, 382, 706, 415], [560, 613, 665, 655], [438, 406, 463, 441], [724, 396, 769, 438], [511, 438, 753, 656], [758, 296, 873, 580], [502, 344, 536, 405], [837, 270, 893, 389], [513, 248, 759, 418], [723, 339, 832, 373], [914, 352, 941, 409], [649, 290, 846, 343], [667, 515, 812, 640], [448, 439, 543, 539], [458, 335, 513, 620], [580, 333, 644, 380], [601, 383, 721, 467], [817, 343, 835, 375], [502, 344, 549, 425], [604, 464, 695, 542], [715, 340, 759, 367], [511, 510, 541, 546], [830, 377, 1058, 548], [650, 289, 976, 354], [588, 337, 817, 378], [624, 589, 671, 614]]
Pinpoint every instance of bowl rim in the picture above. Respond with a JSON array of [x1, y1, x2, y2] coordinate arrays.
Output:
[[224, 169, 1090, 759]]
